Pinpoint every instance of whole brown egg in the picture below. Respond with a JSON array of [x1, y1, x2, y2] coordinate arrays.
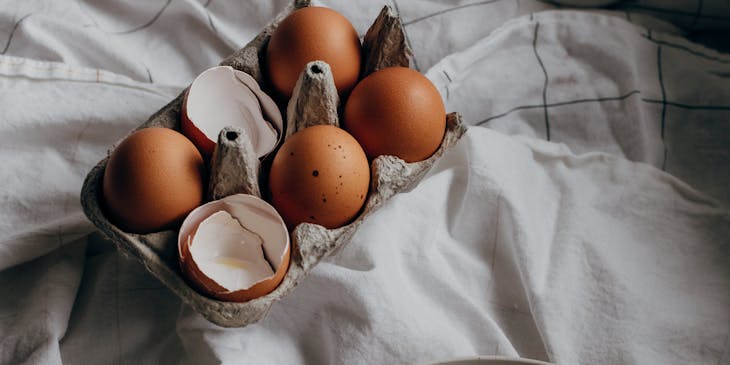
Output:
[[344, 67, 446, 163], [102, 127, 205, 233], [268, 125, 369, 229], [265, 6, 361, 98]]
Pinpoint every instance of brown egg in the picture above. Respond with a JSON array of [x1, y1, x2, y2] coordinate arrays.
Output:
[[103, 127, 205, 233], [266, 6, 361, 98], [344, 67, 446, 163], [268, 125, 369, 229]]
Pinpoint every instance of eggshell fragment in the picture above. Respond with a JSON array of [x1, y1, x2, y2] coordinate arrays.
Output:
[[192, 211, 275, 288], [181, 66, 283, 159], [178, 194, 290, 302]]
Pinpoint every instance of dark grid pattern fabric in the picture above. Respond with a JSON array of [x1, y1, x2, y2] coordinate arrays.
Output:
[[0, 2, 728, 364], [419, 9, 729, 205]]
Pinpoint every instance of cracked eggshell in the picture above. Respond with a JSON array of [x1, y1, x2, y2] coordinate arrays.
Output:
[[178, 194, 290, 302], [181, 66, 283, 159]]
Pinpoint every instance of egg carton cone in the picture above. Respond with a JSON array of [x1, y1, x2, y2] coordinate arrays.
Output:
[[80, 1, 467, 327]]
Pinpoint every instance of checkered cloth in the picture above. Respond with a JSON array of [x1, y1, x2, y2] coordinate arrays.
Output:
[[0, 1, 728, 364]]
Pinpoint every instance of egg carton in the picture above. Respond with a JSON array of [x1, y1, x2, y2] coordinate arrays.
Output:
[[80, 0, 466, 327]]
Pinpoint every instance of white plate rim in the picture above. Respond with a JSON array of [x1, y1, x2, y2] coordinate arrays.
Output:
[[422, 355, 553, 365]]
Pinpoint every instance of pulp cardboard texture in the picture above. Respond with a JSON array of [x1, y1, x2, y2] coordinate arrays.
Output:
[[80, 0, 467, 327]]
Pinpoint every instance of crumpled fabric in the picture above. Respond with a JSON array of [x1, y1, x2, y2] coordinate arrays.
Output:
[[0, 1, 728, 364]]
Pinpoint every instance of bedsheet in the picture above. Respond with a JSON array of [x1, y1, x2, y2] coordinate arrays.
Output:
[[0, 1, 729, 364]]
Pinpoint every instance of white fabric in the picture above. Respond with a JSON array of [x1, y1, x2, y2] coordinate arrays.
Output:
[[1, 1, 729, 364]]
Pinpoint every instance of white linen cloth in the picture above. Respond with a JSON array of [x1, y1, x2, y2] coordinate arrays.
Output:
[[0, 1, 728, 364]]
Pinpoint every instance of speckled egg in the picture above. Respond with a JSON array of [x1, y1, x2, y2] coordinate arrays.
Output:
[[268, 125, 369, 229]]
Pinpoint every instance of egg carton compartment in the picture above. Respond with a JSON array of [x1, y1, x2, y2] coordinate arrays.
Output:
[[80, 0, 466, 327]]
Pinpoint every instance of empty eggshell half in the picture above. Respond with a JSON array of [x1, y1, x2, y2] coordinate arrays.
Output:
[[178, 194, 291, 302], [182, 66, 283, 159]]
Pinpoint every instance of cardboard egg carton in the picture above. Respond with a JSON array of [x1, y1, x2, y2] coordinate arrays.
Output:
[[80, 0, 466, 327]]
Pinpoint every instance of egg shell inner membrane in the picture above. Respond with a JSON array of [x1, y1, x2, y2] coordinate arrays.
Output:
[[191, 211, 274, 291], [187, 66, 278, 158], [179, 195, 289, 292]]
